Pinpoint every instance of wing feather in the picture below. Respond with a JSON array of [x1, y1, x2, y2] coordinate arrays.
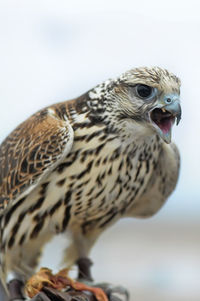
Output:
[[0, 107, 74, 212]]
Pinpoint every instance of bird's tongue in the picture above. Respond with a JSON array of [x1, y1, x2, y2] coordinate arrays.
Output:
[[151, 108, 174, 134], [150, 108, 175, 143], [157, 118, 173, 134]]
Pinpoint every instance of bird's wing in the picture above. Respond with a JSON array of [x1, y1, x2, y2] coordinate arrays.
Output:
[[0, 107, 74, 213]]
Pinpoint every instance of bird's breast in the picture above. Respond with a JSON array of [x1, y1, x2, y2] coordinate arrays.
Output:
[[37, 126, 160, 231]]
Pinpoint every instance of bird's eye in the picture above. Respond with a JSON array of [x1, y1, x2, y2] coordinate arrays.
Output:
[[136, 84, 154, 99]]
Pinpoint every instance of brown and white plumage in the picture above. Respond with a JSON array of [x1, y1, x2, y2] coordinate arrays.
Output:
[[0, 66, 181, 296], [0, 110, 74, 210]]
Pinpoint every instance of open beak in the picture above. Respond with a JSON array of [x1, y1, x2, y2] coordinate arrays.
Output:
[[149, 99, 181, 144]]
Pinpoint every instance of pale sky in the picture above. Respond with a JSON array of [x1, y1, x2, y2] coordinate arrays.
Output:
[[0, 0, 200, 220]]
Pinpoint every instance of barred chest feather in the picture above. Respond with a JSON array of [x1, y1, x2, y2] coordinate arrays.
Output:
[[13, 123, 161, 237]]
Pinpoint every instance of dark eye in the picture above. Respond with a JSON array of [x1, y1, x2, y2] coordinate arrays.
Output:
[[136, 84, 154, 99]]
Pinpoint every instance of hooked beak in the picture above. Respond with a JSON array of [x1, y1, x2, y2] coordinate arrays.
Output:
[[149, 98, 181, 144]]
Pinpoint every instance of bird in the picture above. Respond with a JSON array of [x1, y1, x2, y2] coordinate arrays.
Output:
[[0, 66, 181, 300]]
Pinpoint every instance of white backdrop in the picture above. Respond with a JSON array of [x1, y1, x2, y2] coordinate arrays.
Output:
[[0, 1, 200, 300]]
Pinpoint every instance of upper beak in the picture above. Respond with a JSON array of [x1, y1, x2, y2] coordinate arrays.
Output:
[[164, 100, 182, 125]]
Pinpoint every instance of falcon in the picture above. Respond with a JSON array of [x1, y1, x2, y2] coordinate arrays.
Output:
[[0, 66, 181, 300]]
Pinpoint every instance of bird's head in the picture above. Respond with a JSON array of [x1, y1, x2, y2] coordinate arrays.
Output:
[[89, 67, 181, 144]]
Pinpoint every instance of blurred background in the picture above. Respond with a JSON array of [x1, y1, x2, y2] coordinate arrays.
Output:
[[0, 0, 200, 300]]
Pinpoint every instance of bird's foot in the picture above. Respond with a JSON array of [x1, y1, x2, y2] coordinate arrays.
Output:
[[75, 257, 129, 300], [25, 268, 108, 301], [7, 274, 129, 301], [74, 280, 129, 301], [25, 267, 72, 297]]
